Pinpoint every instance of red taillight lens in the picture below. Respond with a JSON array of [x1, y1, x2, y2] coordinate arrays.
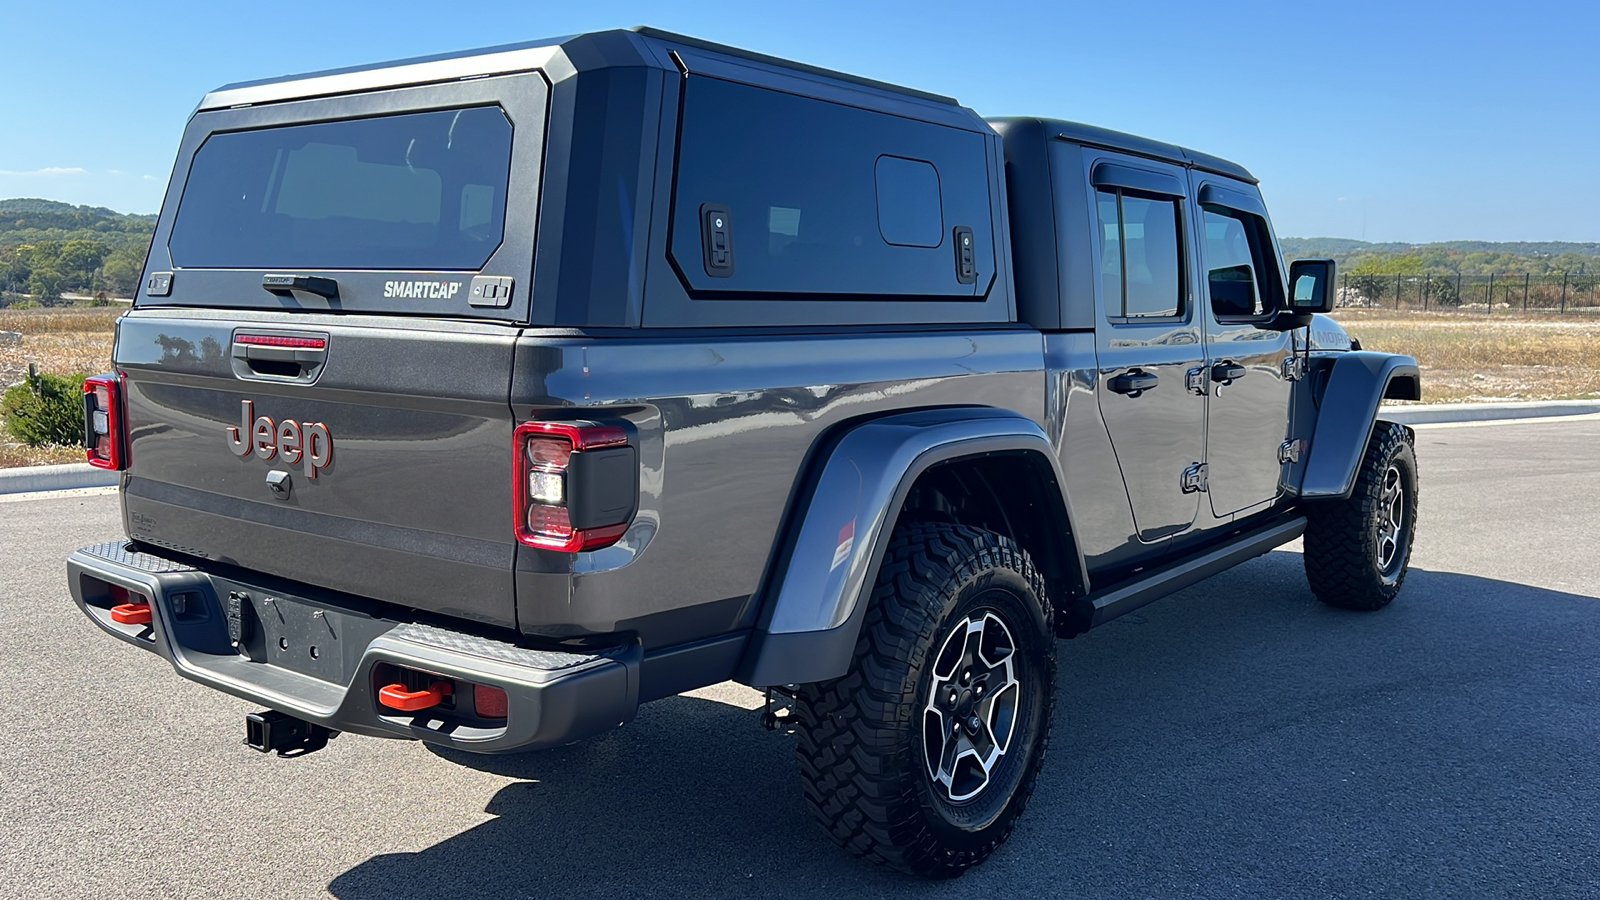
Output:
[[83, 374, 125, 471], [525, 437, 572, 468], [526, 503, 572, 538], [514, 422, 632, 552]]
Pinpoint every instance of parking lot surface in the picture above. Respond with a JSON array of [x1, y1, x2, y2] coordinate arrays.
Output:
[[1, 418, 1596, 899]]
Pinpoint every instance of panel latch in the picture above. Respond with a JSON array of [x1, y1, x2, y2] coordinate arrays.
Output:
[[469, 275, 514, 308]]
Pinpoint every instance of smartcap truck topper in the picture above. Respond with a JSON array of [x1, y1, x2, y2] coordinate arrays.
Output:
[[68, 28, 1421, 876]]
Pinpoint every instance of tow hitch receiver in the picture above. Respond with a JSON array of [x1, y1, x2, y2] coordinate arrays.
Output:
[[245, 710, 335, 757]]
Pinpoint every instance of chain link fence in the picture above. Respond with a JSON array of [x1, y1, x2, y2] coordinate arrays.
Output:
[[1338, 272, 1600, 315]]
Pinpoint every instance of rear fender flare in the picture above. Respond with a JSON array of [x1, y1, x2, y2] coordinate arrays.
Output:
[[734, 407, 1084, 687], [1301, 351, 1421, 500]]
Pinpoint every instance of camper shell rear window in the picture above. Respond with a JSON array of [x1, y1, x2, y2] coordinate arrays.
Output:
[[169, 107, 513, 271]]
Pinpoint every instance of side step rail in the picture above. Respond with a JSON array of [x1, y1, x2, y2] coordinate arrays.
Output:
[[1086, 516, 1307, 628]]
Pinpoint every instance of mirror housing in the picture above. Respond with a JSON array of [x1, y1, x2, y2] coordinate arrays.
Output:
[[1264, 258, 1337, 330], [1288, 258, 1338, 313]]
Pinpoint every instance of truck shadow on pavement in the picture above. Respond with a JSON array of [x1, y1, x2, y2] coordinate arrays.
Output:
[[329, 551, 1600, 900]]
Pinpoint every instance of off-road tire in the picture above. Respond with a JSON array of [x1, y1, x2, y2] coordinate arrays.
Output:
[[794, 521, 1055, 878], [1303, 420, 1418, 610]]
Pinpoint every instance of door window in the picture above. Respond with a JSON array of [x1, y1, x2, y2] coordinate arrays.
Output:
[[1095, 189, 1183, 319], [1202, 206, 1281, 320]]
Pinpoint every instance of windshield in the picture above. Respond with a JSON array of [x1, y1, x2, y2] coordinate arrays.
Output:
[[169, 106, 512, 271]]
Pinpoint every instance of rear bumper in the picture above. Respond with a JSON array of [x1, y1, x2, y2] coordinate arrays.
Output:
[[66, 541, 640, 753]]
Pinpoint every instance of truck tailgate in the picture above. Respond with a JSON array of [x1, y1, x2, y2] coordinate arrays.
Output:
[[116, 310, 519, 629]]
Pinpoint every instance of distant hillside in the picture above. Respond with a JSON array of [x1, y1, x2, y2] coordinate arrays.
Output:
[[0, 198, 155, 251], [1282, 237, 1600, 277], [0, 199, 156, 303]]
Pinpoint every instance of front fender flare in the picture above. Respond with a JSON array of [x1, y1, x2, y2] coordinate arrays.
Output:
[[1301, 351, 1421, 500], [735, 407, 1083, 687]]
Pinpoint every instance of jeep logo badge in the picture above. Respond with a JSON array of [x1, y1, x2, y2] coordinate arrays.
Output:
[[226, 399, 333, 479]]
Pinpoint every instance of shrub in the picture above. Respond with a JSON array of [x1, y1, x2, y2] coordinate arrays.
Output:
[[2, 370, 87, 447]]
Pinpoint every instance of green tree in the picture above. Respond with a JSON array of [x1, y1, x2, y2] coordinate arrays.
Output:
[[101, 248, 143, 297], [27, 267, 64, 304], [57, 239, 108, 281]]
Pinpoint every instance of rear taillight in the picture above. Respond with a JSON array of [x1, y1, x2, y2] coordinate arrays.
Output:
[[83, 373, 126, 470], [514, 421, 637, 552]]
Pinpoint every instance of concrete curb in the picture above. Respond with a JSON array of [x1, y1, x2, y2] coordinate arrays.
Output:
[[0, 462, 120, 495], [1379, 400, 1600, 425]]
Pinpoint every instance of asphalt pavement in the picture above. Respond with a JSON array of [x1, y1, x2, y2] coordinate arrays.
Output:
[[1, 418, 1596, 899]]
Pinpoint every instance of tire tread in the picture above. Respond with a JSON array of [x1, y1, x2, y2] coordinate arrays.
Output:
[[794, 521, 1054, 878], [1303, 420, 1417, 610]]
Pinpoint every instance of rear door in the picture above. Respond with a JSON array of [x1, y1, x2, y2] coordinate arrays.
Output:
[[1084, 153, 1209, 543], [119, 75, 549, 629]]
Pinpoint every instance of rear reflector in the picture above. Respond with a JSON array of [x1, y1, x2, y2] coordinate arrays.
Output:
[[474, 684, 509, 719]]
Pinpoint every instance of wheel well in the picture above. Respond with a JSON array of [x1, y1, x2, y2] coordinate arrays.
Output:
[[901, 452, 1085, 625], [1383, 372, 1421, 401]]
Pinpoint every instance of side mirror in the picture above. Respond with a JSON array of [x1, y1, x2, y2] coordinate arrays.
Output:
[[1287, 258, 1338, 314]]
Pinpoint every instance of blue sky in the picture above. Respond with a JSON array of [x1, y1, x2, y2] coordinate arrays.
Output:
[[3, 0, 1595, 242]]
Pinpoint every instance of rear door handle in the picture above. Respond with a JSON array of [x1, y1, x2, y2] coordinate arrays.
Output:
[[1109, 370, 1159, 397], [1211, 362, 1246, 383]]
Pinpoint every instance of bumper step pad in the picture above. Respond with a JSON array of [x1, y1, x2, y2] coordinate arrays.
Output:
[[67, 541, 640, 753]]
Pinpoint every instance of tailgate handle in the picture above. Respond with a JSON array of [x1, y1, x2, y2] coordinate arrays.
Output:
[[263, 274, 340, 300], [231, 332, 329, 383]]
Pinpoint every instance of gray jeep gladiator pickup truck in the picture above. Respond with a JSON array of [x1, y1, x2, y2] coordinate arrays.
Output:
[[67, 28, 1421, 877]]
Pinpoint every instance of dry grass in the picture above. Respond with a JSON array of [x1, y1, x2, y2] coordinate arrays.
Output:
[[0, 307, 121, 388], [0, 443, 85, 468], [1, 309, 121, 467], [0, 307, 124, 335], [1331, 310, 1600, 402]]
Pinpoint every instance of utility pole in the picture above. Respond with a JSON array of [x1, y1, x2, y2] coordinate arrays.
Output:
[[1523, 272, 1530, 311], [1561, 271, 1569, 314], [1488, 272, 1495, 315]]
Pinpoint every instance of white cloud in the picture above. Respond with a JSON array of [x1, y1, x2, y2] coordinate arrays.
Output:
[[0, 166, 89, 177]]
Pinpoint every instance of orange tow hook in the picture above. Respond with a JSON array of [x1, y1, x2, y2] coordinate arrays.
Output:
[[378, 680, 453, 712], [110, 602, 153, 625]]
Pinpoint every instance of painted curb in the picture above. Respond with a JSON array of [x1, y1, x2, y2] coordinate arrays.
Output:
[[0, 462, 120, 495], [1379, 400, 1600, 425]]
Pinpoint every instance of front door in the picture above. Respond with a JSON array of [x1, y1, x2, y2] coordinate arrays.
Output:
[[1089, 155, 1207, 543], [1193, 179, 1295, 519]]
